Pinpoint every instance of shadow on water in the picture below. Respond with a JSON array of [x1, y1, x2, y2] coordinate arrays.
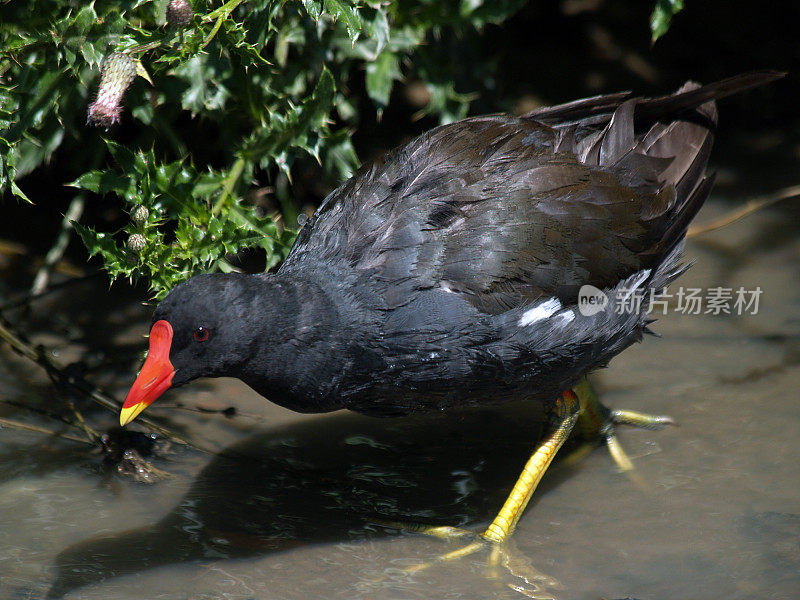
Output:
[[47, 402, 568, 599]]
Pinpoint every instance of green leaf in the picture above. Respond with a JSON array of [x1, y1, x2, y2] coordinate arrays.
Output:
[[11, 181, 32, 203], [366, 51, 401, 110], [71, 3, 98, 36], [650, 0, 685, 42], [321, 129, 359, 180], [69, 170, 133, 197], [417, 80, 476, 124], [366, 8, 390, 55], [175, 55, 231, 115], [242, 67, 336, 166], [301, 0, 322, 21], [323, 0, 363, 41], [72, 221, 122, 263], [300, 66, 336, 124]]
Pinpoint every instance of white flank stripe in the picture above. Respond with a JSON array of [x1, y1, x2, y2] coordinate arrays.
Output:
[[556, 310, 576, 324], [519, 298, 562, 326]]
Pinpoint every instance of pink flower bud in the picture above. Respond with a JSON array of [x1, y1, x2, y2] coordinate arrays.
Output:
[[87, 53, 137, 129]]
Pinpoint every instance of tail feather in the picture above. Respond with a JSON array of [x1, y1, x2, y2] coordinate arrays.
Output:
[[634, 70, 784, 124], [527, 70, 784, 128], [533, 71, 784, 275], [525, 91, 633, 124], [599, 99, 636, 166]]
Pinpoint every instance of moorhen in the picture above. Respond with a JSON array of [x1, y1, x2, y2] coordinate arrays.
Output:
[[121, 71, 781, 547]]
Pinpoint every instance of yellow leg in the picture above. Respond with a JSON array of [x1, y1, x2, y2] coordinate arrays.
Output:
[[481, 389, 580, 543], [370, 379, 672, 592], [573, 378, 610, 439], [368, 390, 579, 593]]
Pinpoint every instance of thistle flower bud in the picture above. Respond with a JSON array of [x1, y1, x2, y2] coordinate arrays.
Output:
[[87, 53, 137, 129], [166, 0, 194, 28], [131, 205, 149, 225], [127, 233, 147, 254]]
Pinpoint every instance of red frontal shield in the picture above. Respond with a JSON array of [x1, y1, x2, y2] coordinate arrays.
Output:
[[120, 320, 175, 426]]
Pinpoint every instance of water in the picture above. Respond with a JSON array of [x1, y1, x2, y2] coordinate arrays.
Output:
[[1, 192, 799, 599]]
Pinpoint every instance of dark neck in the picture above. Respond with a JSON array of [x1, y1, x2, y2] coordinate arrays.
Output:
[[233, 272, 354, 413]]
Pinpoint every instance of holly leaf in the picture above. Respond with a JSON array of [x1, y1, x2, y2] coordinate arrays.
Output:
[[324, 0, 363, 42]]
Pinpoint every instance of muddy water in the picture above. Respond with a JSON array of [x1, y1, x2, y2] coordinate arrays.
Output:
[[1, 191, 799, 599]]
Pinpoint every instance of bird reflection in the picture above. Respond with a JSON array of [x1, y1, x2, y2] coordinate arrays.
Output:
[[49, 401, 572, 599]]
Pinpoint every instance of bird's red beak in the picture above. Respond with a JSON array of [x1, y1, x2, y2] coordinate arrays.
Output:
[[120, 320, 175, 426]]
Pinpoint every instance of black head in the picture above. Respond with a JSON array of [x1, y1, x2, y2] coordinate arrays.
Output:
[[153, 273, 260, 385], [120, 273, 261, 426]]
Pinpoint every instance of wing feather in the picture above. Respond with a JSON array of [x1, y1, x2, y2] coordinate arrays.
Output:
[[282, 73, 782, 314]]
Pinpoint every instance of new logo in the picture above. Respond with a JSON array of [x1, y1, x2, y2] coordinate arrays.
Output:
[[578, 285, 608, 316]]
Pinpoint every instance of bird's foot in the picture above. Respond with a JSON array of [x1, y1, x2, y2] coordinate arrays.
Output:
[[369, 519, 477, 542], [369, 518, 485, 572], [369, 519, 560, 598], [572, 378, 675, 472]]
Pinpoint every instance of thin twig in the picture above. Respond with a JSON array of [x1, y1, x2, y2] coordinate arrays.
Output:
[[3, 398, 86, 429], [688, 184, 800, 238], [0, 416, 93, 445], [29, 194, 86, 297], [62, 395, 101, 443]]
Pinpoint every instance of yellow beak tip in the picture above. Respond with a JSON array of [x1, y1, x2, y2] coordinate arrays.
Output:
[[119, 403, 146, 427]]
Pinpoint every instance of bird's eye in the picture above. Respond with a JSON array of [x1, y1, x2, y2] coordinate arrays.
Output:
[[193, 327, 210, 342]]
